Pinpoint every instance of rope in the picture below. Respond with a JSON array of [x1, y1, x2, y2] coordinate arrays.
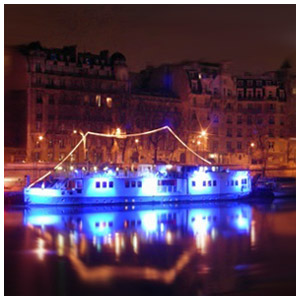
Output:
[[27, 126, 211, 189]]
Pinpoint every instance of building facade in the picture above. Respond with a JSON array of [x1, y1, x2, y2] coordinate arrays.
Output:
[[4, 42, 296, 169]]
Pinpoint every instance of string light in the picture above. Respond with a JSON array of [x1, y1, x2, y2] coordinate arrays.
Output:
[[27, 126, 211, 189]]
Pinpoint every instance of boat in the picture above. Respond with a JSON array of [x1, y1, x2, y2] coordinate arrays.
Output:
[[252, 176, 296, 198], [24, 164, 252, 205]]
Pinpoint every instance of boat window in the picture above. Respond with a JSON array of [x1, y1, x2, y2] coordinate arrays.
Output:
[[95, 181, 101, 188], [125, 181, 130, 188], [235, 180, 238, 186], [102, 181, 107, 188], [192, 181, 196, 187], [208, 180, 212, 187], [241, 179, 247, 184], [137, 181, 142, 188], [76, 180, 83, 189], [109, 181, 114, 188], [231, 180, 234, 186], [213, 180, 217, 186], [108, 221, 113, 227], [203, 181, 206, 187], [131, 181, 136, 188]]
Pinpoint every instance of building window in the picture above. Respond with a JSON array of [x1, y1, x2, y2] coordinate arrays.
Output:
[[226, 142, 232, 151], [256, 80, 262, 87], [247, 116, 252, 125], [226, 128, 232, 137], [106, 97, 112, 108], [237, 141, 242, 150], [246, 89, 253, 99], [212, 141, 218, 151], [268, 141, 275, 150], [213, 115, 219, 123], [59, 139, 65, 149], [226, 115, 232, 124], [59, 153, 65, 161], [269, 116, 275, 125], [268, 130, 274, 137], [238, 104, 243, 112], [48, 95, 54, 105], [237, 90, 244, 99], [47, 152, 54, 162], [36, 94, 43, 104], [237, 115, 242, 124], [84, 95, 89, 105], [96, 95, 101, 107], [237, 80, 243, 87], [269, 104, 275, 112], [48, 140, 54, 148], [36, 122, 41, 131], [34, 152, 40, 161], [247, 129, 252, 137], [237, 128, 242, 137], [247, 80, 253, 87], [212, 127, 218, 136], [268, 91, 273, 99], [36, 113, 43, 121]]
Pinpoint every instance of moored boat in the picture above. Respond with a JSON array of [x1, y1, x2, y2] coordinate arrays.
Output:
[[24, 164, 252, 205]]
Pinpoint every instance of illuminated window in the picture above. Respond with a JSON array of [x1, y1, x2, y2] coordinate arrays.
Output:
[[96, 95, 101, 107], [106, 97, 112, 108], [84, 95, 89, 105]]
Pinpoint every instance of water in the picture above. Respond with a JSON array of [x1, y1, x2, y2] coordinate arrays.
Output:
[[4, 198, 296, 295]]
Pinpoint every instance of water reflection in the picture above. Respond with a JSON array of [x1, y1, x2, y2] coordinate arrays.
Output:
[[22, 203, 253, 284], [5, 200, 295, 295]]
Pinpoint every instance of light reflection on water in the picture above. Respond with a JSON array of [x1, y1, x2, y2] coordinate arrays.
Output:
[[5, 199, 296, 295]]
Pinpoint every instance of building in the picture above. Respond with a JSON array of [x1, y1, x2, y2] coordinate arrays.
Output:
[[4, 42, 296, 170], [135, 60, 296, 169]]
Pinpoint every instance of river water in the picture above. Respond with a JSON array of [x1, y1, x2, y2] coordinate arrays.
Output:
[[4, 198, 296, 296]]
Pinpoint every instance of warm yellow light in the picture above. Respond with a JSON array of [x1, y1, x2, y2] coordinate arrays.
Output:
[[197, 140, 201, 145], [38, 135, 44, 141], [251, 142, 255, 147], [135, 138, 139, 143], [73, 130, 77, 134], [201, 130, 207, 137], [116, 128, 121, 135]]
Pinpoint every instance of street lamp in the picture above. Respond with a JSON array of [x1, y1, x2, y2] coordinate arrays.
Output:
[[200, 130, 207, 137], [38, 135, 44, 141], [248, 142, 255, 168]]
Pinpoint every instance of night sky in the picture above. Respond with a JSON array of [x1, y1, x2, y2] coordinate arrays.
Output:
[[4, 4, 296, 74]]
